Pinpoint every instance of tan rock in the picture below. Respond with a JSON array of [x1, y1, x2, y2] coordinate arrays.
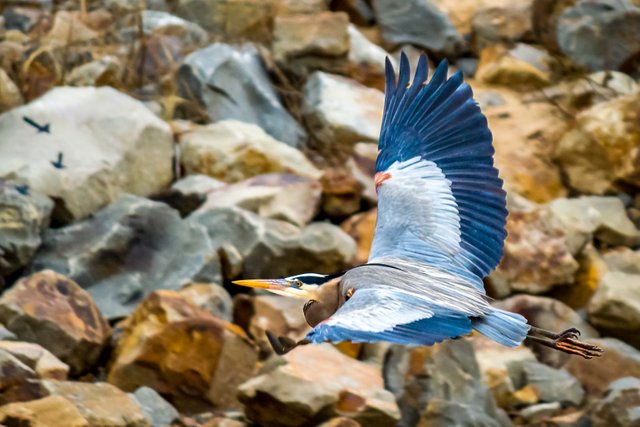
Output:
[[471, 1, 534, 50], [345, 142, 377, 204], [0, 395, 88, 427], [554, 93, 640, 194], [550, 244, 607, 310], [0, 349, 42, 404], [340, 208, 376, 265], [44, 11, 100, 44], [477, 86, 568, 203], [180, 120, 321, 183], [476, 43, 553, 91], [41, 380, 150, 427], [247, 294, 309, 354], [179, 283, 233, 322], [273, 12, 350, 62], [346, 25, 395, 90], [0, 270, 111, 375], [0, 340, 68, 380], [320, 168, 363, 219], [0, 68, 23, 114], [108, 291, 258, 411], [239, 344, 399, 426]]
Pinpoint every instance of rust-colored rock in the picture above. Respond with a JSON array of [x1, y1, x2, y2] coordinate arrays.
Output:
[[0, 395, 88, 427], [0, 270, 111, 375], [321, 168, 363, 219], [108, 291, 258, 411], [0, 349, 42, 405], [340, 208, 377, 265], [0, 340, 68, 380]]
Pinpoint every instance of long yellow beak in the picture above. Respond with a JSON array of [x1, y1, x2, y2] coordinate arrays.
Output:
[[232, 279, 311, 299]]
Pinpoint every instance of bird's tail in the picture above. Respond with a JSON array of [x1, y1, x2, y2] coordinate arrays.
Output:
[[472, 309, 530, 347]]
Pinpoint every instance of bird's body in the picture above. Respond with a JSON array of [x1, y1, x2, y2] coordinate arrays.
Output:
[[234, 53, 602, 359]]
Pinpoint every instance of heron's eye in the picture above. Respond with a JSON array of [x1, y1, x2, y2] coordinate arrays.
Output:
[[345, 288, 355, 301], [291, 279, 302, 288], [303, 300, 316, 313]]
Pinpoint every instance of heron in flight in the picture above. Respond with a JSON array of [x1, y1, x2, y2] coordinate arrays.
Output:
[[234, 54, 602, 359]]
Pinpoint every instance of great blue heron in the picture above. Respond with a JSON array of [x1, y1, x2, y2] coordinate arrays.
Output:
[[234, 54, 603, 359]]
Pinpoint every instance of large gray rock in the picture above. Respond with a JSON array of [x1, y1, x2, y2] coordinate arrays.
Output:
[[142, 10, 208, 46], [0, 182, 53, 284], [508, 360, 584, 406], [556, 0, 640, 71], [590, 377, 640, 427], [180, 120, 320, 182], [190, 206, 356, 280], [372, 0, 465, 56], [29, 195, 221, 320], [131, 387, 179, 427], [588, 271, 640, 345], [385, 339, 509, 427], [0, 87, 174, 223], [238, 344, 400, 426], [178, 43, 307, 147], [302, 71, 383, 159]]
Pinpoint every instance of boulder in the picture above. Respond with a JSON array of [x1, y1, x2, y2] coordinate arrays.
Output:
[[198, 174, 322, 227], [180, 121, 320, 183], [554, 92, 640, 195], [320, 168, 363, 219], [556, 0, 640, 71], [29, 195, 221, 320], [345, 142, 378, 204], [0, 349, 41, 404], [191, 206, 356, 280], [302, 71, 383, 159], [108, 291, 258, 411], [471, 1, 534, 51], [565, 338, 640, 397], [239, 344, 400, 426], [507, 360, 584, 406], [372, 0, 465, 56], [602, 247, 640, 274], [0, 395, 89, 427], [0, 86, 174, 222], [0, 270, 110, 375], [178, 43, 306, 147], [0, 68, 23, 113], [131, 387, 180, 427], [492, 205, 579, 294], [385, 339, 508, 427], [340, 208, 377, 266], [590, 377, 640, 427], [495, 295, 599, 367], [0, 182, 53, 283], [40, 380, 150, 427], [0, 340, 68, 380], [588, 271, 640, 346], [179, 283, 233, 322], [346, 24, 395, 90], [476, 43, 553, 90]]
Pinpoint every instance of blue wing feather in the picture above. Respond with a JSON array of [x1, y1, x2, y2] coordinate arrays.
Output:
[[375, 53, 507, 279]]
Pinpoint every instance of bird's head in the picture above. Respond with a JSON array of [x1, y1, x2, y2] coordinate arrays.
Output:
[[233, 272, 345, 327]]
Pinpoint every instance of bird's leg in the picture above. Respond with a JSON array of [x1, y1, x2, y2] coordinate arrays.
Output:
[[526, 326, 603, 359], [266, 331, 310, 355]]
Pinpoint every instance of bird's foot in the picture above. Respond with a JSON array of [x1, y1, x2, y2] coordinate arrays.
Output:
[[266, 331, 309, 355], [527, 327, 603, 359]]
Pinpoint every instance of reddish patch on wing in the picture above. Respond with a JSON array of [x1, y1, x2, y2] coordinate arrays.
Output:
[[374, 172, 392, 190]]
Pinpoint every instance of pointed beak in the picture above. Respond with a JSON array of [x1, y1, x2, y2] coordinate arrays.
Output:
[[232, 279, 312, 299]]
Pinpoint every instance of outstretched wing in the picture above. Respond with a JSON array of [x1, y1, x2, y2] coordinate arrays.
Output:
[[369, 53, 507, 280]]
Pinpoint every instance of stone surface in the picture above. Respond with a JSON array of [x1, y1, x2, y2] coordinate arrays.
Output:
[[345, 142, 378, 204], [64, 56, 124, 87], [590, 377, 640, 427], [508, 360, 584, 406], [108, 291, 258, 411], [0, 395, 89, 427], [602, 247, 640, 274], [0, 340, 68, 380], [44, 11, 99, 44], [0, 183, 53, 282], [476, 43, 553, 90], [340, 208, 376, 266], [41, 380, 150, 427], [191, 206, 356, 280], [131, 386, 179, 427], [302, 71, 383, 159], [0, 68, 23, 114], [0, 86, 174, 222], [29, 195, 221, 320], [554, 93, 640, 195], [472, 0, 534, 51], [239, 344, 400, 426], [385, 339, 507, 427], [0, 349, 41, 404], [198, 173, 321, 227], [180, 121, 320, 183], [178, 43, 306, 147], [557, 0, 640, 71], [372, 0, 465, 56], [142, 10, 208, 46], [588, 271, 640, 345], [272, 12, 349, 62], [495, 295, 599, 366], [548, 196, 640, 250], [492, 204, 579, 294], [0, 270, 110, 375], [179, 283, 233, 322], [565, 338, 640, 397], [320, 168, 363, 219], [346, 24, 395, 90]]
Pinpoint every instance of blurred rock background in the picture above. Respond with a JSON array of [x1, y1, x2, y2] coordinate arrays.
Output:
[[0, 0, 639, 426]]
